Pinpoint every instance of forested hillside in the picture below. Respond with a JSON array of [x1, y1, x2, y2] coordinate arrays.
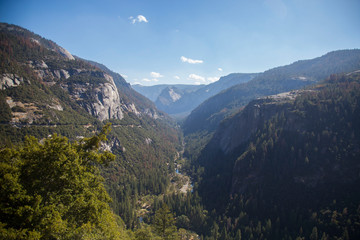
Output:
[[187, 72, 360, 239]]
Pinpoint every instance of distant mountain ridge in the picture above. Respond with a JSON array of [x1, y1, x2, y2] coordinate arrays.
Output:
[[134, 73, 258, 117], [133, 84, 204, 102], [183, 49, 360, 135]]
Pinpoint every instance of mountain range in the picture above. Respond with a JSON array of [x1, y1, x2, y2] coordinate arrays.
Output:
[[183, 49, 360, 135], [133, 73, 258, 118]]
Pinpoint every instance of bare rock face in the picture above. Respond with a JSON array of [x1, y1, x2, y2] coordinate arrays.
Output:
[[61, 72, 124, 121], [27, 57, 125, 121], [55, 46, 75, 60], [143, 108, 159, 119], [90, 74, 124, 121], [1, 73, 27, 89]]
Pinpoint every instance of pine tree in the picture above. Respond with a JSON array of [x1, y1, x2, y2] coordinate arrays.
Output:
[[310, 226, 318, 240], [235, 229, 242, 240], [153, 204, 178, 240]]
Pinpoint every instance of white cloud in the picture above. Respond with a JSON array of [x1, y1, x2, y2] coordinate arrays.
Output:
[[142, 78, 151, 82], [150, 72, 164, 78], [189, 74, 205, 82], [207, 77, 220, 83], [194, 82, 202, 85], [181, 56, 203, 64], [121, 74, 128, 78], [218, 68, 223, 72], [130, 15, 148, 24], [174, 75, 180, 80], [137, 15, 148, 23]]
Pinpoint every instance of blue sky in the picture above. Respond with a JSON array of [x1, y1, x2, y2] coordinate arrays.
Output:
[[1, 0, 359, 86]]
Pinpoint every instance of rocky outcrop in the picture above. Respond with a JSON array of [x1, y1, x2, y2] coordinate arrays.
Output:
[[1, 73, 27, 89], [88, 74, 124, 121], [6, 97, 43, 124], [60, 72, 124, 121], [55, 46, 75, 60], [101, 137, 124, 153], [155, 87, 184, 108], [24, 58, 125, 121]]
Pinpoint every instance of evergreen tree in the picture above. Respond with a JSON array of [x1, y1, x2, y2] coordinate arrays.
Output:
[[210, 222, 219, 240], [135, 224, 160, 240], [153, 204, 178, 240], [0, 124, 132, 239], [310, 226, 318, 240], [235, 229, 242, 240]]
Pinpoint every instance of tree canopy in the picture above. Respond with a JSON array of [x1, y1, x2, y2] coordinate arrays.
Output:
[[0, 124, 132, 239]]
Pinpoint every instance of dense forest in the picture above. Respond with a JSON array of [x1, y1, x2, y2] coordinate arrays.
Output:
[[184, 72, 360, 239]]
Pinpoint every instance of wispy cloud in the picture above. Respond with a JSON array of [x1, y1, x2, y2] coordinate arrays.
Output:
[[174, 76, 180, 80], [181, 56, 203, 64], [129, 15, 148, 24], [141, 72, 163, 83], [188, 74, 219, 84], [218, 68, 223, 72], [189, 74, 205, 82], [150, 72, 164, 78]]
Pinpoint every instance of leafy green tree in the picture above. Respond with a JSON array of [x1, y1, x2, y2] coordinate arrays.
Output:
[[153, 204, 178, 240], [0, 124, 132, 239]]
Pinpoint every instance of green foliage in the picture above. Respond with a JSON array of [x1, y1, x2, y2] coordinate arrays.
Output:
[[0, 92, 11, 123], [0, 124, 132, 239], [153, 204, 178, 240], [102, 114, 181, 229], [135, 224, 161, 240]]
